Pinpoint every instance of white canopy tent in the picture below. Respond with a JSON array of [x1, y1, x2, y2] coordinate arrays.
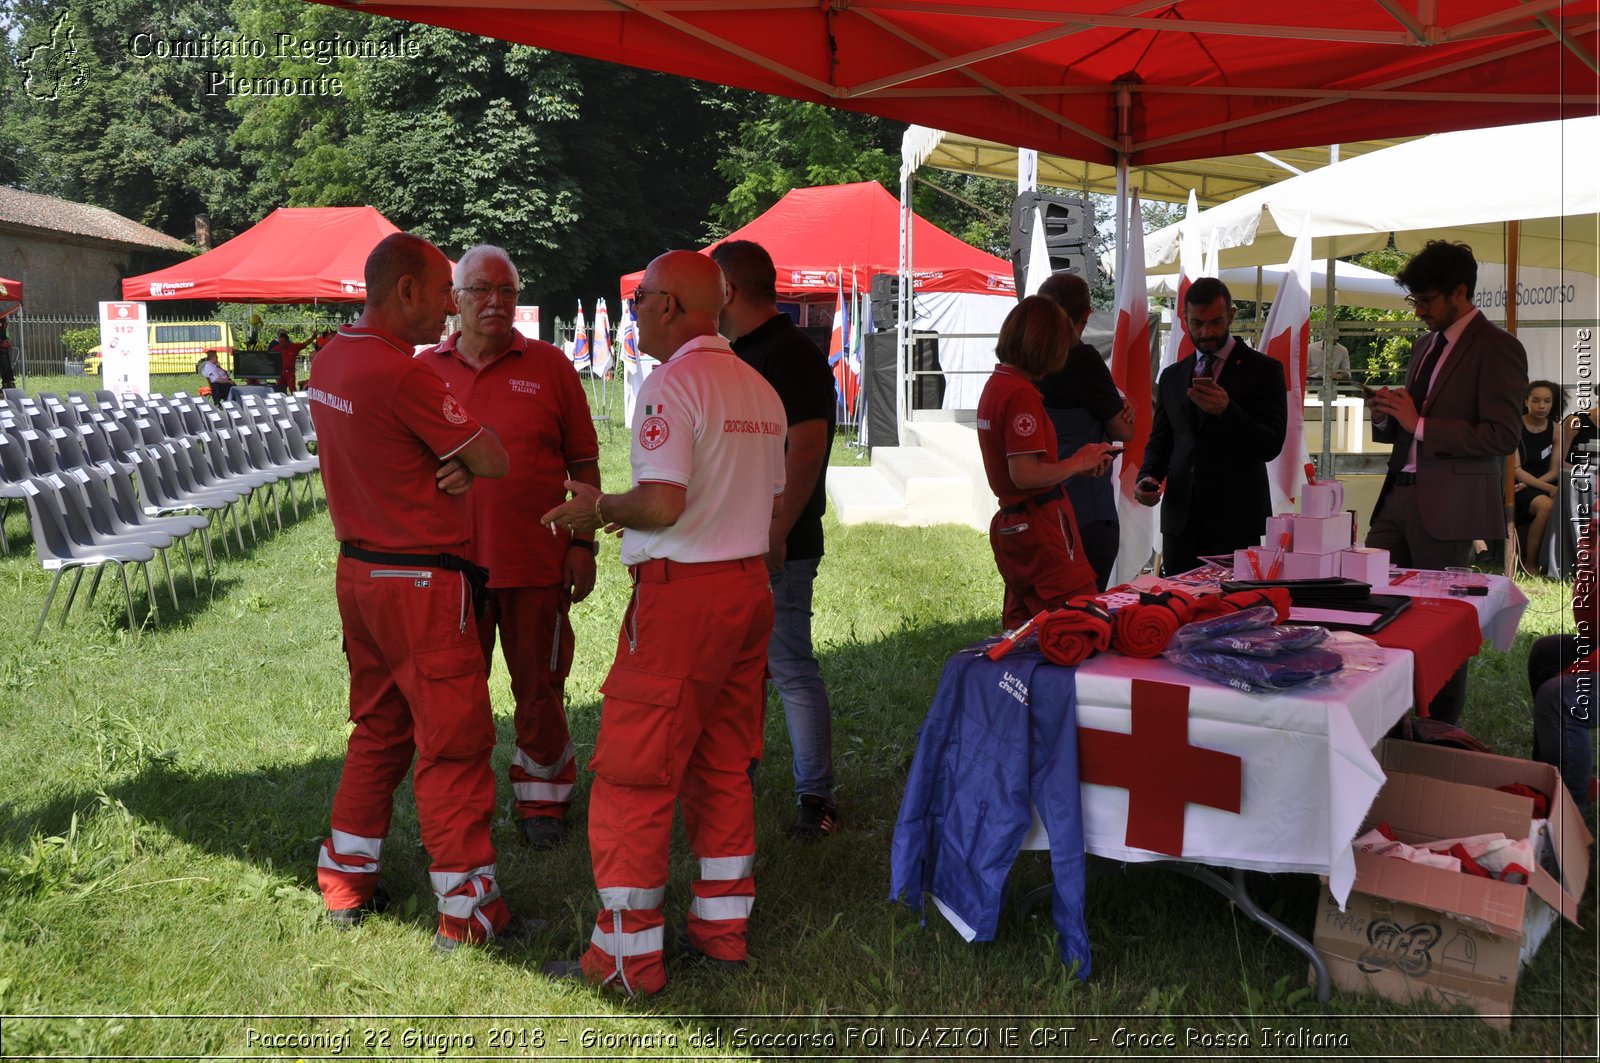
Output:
[[901, 126, 1409, 209], [1142, 116, 1600, 385], [1146, 259, 1408, 310], [1144, 117, 1599, 273]]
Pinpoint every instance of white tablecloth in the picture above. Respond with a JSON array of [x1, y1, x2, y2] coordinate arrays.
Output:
[[1022, 640, 1415, 907], [1385, 570, 1527, 650]]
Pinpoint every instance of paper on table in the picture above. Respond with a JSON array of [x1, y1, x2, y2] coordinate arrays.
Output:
[[1291, 606, 1385, 625]]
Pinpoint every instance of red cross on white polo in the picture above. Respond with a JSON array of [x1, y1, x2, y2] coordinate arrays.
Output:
[[643, 422, 664, 445], [1077, 679, 1242, 857]]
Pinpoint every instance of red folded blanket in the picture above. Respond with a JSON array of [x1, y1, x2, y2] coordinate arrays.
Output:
[[1037, 600, 1114, 666], [1113, 591, 1189, 658], [1221, 587, 1292, 623], [1184, 594, 1237, 622]]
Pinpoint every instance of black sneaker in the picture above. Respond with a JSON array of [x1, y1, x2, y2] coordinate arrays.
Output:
[[787, 795, 838, 840], [326, 884, 390, 929], [519, 815, 567, 850], [433, 914, 545, 955]]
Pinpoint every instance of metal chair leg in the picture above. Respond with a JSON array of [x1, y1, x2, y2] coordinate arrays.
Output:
[[140, 561, 159, 626], [34, 568, 67, 639], [60, 567, 88, 626], [116, 563, 137, 628], [159, 547, 179, 610]]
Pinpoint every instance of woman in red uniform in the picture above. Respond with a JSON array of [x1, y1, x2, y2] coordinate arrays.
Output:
[[978, 295, 1120, 629]]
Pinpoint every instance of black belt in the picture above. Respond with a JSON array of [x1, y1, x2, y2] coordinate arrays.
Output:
[[339, 543, 490, 615], [1000, 483, 1064, 515], [1392, 471, 1418, 486]]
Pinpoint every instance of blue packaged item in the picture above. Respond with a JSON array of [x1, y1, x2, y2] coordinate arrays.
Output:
[[1190, 624, 1327, 657]]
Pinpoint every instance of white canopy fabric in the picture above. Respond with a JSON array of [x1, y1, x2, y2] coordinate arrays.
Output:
[[1143, 117, 1600, 273], [1146, 260, 1408, 311]]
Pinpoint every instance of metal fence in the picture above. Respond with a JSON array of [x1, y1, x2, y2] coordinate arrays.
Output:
[[9, 312, 100, 378]]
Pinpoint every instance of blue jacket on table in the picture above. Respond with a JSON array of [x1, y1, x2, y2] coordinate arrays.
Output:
[[889, 647, 1091, 975]]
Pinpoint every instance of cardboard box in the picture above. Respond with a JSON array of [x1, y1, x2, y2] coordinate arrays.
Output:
[[1292, 513, 1353, 553], [1312, 740, 1591, 1028]]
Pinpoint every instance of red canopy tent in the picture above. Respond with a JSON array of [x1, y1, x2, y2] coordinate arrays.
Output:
[[619, 181, 1013, 300], [324, 2, 1594, 167], [0, 276, 20, 319], [122, 207, 401, 303]]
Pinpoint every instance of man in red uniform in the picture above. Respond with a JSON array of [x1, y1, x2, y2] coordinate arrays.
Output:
[[308, 232, 521, 951], [542, 250, 786, 997], [269, 329, 311, 392], [424, 245, 601, 850]]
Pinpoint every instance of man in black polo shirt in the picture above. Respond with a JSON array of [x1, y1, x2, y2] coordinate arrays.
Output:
[[1035, 272, 1134, 590], [711, 240, 840, 840]]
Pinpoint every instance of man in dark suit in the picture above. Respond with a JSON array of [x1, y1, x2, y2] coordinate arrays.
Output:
[[1136, 277, 1287, 576], [1367, 240, 1526, 724]]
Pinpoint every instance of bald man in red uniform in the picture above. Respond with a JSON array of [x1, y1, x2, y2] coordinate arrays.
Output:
[[542, 250, 786, 997], [423, 245, 600, 850], [309, 232, 520, 951]]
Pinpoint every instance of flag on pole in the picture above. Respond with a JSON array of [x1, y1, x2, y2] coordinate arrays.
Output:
[[592, 298, 612, 379], [828, 282, 857, 418], [1024, 205, 1053, 296], [1161, 190, 1203, 373], [1260, 220, 1313, 508], [619, 299, 640, 369], [856, 291, 875, 444], [570, 302, 590, 372], [1110, 191, 1157, 586]]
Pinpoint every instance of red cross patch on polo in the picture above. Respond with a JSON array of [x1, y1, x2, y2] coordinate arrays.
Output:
[[442, 393, 469, 425], [640, 415, 669, 450], [1012, 412, 1037, 436]]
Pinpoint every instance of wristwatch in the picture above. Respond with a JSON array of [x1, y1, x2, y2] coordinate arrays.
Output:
[[570, 538, 599, 555]]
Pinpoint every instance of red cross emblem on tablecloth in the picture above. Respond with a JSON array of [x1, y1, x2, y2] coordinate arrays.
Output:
[[1077, 679, 1242, 857]]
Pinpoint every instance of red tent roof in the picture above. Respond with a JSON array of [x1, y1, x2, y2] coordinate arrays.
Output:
[[122, 207, 401, 303], [328, 2, 1594, 167], [621, 182, 1014, 299]]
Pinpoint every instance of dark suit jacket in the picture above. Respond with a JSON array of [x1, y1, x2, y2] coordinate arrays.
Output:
[[1138, 340, 1288, 541], [1372, 311, 1527, 542]]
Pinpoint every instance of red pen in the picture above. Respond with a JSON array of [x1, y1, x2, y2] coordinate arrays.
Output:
[[986, 609, 1053, 661], [1304, 461, 1317, 485], [1266, 532, 1291, 579]]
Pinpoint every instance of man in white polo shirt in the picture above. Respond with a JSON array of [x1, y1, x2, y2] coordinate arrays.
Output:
[[541, 249, 786, 997]]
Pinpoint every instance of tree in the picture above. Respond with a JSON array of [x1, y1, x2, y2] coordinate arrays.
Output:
[[4, 0, 245, 236], [709, 96, 900, 234]]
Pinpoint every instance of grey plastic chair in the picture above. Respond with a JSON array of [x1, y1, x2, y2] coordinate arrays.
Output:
[[20, 475, 157, 638]]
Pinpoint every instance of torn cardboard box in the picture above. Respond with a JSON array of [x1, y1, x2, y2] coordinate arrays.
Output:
[[1311, 739, 1592, 1029]]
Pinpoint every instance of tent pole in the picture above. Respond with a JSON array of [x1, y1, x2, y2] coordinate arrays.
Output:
[[1319, 144, 1341, 478], [902, 164, 915, 435]]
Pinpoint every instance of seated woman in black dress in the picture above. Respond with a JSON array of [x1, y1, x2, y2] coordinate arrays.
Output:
[[1512, 380, 1565, 574]]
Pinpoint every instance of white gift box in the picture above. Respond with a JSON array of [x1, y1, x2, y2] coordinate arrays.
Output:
[[1292, 513, 1353, 554], [1265, 514, 1296, 549], [1340, 547, 1391, 586], [1282, 549, 1340, 579]]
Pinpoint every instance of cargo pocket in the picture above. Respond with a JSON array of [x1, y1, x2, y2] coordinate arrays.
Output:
[[591, 667, 683, 787], [411, 646, 495, 760]]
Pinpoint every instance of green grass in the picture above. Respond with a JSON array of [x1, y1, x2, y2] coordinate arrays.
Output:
[[0, 377, 1593, 1059]]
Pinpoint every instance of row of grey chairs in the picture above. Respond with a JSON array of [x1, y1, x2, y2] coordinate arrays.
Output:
[[1, 389, 321, 635]]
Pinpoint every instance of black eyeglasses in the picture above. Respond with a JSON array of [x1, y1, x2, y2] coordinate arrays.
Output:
[[632, 286, 671, 307], [456, 284, 522, 303], [1404, 291, 1443, 309]]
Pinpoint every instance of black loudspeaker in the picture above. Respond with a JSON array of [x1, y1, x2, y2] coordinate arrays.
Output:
[[869, 273, 899, 331], [863, 332, 898, 447], [1009, 191, 1095, 292], [912, 335, 944, 411]]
